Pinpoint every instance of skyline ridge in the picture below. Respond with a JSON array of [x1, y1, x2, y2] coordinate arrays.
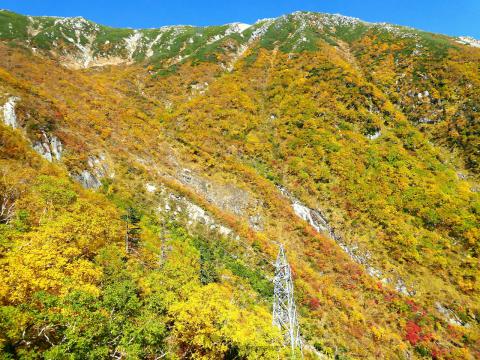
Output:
[[1, 8, 478, 41], [1, 0, 479, 38]]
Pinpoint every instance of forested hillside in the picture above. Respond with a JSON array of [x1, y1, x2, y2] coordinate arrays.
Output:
[[0, 9, 479, 359]]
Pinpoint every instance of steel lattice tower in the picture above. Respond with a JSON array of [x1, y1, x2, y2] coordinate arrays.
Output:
[[273, 245, 302, 357]]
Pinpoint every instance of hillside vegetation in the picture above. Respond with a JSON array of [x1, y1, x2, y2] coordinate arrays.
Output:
[[0, 9, 479, 359]]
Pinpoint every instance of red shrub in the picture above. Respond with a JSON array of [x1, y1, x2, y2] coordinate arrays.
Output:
[[405, 321, 422, 345], [308, 297, 321, 310]]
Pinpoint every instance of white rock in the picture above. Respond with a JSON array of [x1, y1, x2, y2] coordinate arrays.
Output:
[[159, 192, 234, 238], [418, 117, 435, 124], [145, 183, 157, 193], [185, 202, 210, 224], [72, 153, 111, 189], [190, 82, 209, 94], [218, 225, 232, 236], [2, 96, 20, 128], [228, 22, 251, 33], [435, 302, 468, 327], [292, 202, 327, 232], [249, 214, 264, 231], [145, 32, 164, 58], [125, 30, 142, 60], [50, 135, 63, 161], [457, 36, 480, 48], [367, 130, 381, 140]]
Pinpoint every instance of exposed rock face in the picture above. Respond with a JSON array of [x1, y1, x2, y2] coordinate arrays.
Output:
[[72, 154, 112, 189], [278, 186, 330, 233], [179, 168, 250, 216], [457, 36, 480, 48], [292, 201, 329, 232], [145, 183, 157, 193], [1, 98, 65, 163], [125, 30, 142, 61], [417, 90, 430, 99], [435, 302, 468, 327], [177, 168, 265, 232], [278, 185, 415, 296], [159, 187, 235, 238], [32, 131, 63, 162], [248, 215, 264, 231], [418, 117, 437, 124], [49, 136, 63, 160], [1, 96, 20, 128], [74, 170, 102, 189], [189, 82, 209, 95], [366, 130, 381, 140]]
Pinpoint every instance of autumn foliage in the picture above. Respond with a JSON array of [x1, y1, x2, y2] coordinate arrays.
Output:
[[0, 9, 479, 359]]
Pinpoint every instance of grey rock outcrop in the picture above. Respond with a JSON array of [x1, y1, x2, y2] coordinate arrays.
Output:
[[177, 168, 265, 232], [435, 302, 468, 327], [179, 168, 250, 216], [72, 153, 112, 189], [418, 117, 436, 124], [159, 187, 235, 238], [32, 131, 63, 161], [248, 214, 264, 231]]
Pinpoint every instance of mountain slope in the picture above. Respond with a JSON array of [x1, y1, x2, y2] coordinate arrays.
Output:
[[0, 9, 479, 359]]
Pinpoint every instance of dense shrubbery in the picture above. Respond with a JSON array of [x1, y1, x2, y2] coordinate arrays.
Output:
[[0, 129, 284, 359]]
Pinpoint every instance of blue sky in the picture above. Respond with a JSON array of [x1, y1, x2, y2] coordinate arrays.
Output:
[[1, 0, 479, 38]]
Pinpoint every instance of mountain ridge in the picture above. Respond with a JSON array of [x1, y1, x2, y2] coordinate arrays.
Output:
[[5, 8, 478, 39], [1, 9, 476, 70]]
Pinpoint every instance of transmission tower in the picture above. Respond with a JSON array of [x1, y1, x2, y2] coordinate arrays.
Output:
[[273, 245, 303, 357]]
